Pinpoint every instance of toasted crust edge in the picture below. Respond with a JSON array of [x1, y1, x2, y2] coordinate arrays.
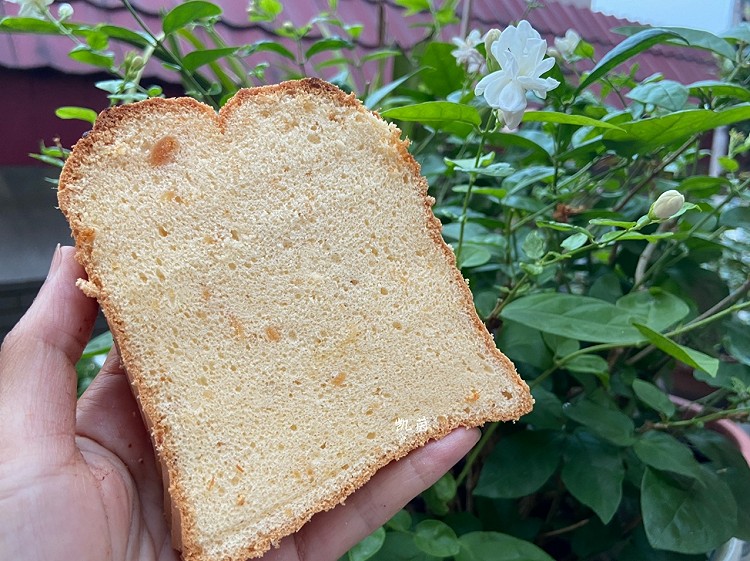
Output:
[[58, 77, 533, 561]]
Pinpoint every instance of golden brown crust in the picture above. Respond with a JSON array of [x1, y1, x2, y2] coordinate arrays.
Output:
[[58, 78, 532, 561]]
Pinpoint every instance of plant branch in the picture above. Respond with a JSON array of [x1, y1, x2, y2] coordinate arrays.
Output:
[[633, 220, 674, 287], [539, 518, 590, 538], [646, 406, 750, 430], [121, 0, 218, 107], [612, 136, 696, 213]]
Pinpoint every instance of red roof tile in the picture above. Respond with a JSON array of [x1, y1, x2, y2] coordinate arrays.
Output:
[[0, 0, 718, 84]]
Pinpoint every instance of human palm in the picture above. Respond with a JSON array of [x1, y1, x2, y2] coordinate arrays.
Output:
[[0, 247, 478, 561]]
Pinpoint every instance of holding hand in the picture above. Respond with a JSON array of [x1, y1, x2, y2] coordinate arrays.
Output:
[[0, 246, 478, 561]]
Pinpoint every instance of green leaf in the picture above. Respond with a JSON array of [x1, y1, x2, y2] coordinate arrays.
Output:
[[446, 156, 514, 177], [29, 153, 64, 167], [687, 80, 750, 102], [604, 104, 750, 152], [496, 321, 553, 371], [0, 16, 66, 34], [521, 230, 545, 260], [484, 132, 552, 163], [565, 354, 609, 375], [679, 175, 730, 197], [95, 25, 154, 48], [578, 29, 685, 92], [722, 22, 750, 43], [687, 431, 750, 541], [453, 185, 507, 199], [657, 26, 736, 59], [634, 432, 702, 478], [642, 467, 736, 554], [633, 324, 719, 377], [474, 430, 564, 498], [536, 220, 589, 235], [719, 206, 750, 229], [441, 221, 488, 242], [68, 45, 114, 69], [305, 37, 353, 59], [523, 111, 624, 130], [500, 293, 644, 344], [364, 69, 424, 109], [349, 527, 386, 561], [626, 80, 688, 111], [83, 29, 109, 51], [422, 472, 457, 515], [369, 531, 437, 561], [55, 106, 98, 125], [724, 320, 750, 367], [386, 510, 412, 531], [248, 0, 283, 22], [616, 25, 736, 58], [182, 47, 238, 71], [718, 156, 739, 172], [361, 49, 401, 63], [562, 431, 625, 524], [456, 532, 554, 561], [421, 42, 466, 98], [615, 291, 690, 333], [632, 379, 676, 417], [457, 245, 491, 269], [596, 230, 675, 243], [163, 1, 222, 35], [381, 102, 481, 126], [588, 218, 637, 228], [561, 232, 589, 251], [523, 386, 565, 429], [414, 520, 460, 557], [393, 0, 430, 14], [564, 399, 636, 446], [80, 331, 113, 359], [242, 39, 296, 60]]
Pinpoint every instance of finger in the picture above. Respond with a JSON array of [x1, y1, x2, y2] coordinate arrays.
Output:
[[77, 348, 173, 546], [266, 428, 480, 561], [0, 246, 98, 451], [77, 348, 161, 486]]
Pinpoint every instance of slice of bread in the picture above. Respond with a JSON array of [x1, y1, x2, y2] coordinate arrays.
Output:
[[58, 78, 532, 561]]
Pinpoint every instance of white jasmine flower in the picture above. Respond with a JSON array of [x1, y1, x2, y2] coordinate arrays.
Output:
[[6, 0, 53, 18], [56, 2, 73, 20], [474, 20, 560, 129], [649, 190, 685, 220], [451, 29, 486, 74], [553, 29, 581, 59]]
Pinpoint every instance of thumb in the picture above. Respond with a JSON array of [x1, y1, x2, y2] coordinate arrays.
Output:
[[0, 246, 99, 457]]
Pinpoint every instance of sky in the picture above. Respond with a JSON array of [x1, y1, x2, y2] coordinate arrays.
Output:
[[591, 0, 736, 34]]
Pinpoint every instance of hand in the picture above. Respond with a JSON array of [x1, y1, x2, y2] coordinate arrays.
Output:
[[0, 246, 479, 561]]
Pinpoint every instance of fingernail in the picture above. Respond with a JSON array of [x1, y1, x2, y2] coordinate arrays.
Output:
[[46, 244, 63, 280]]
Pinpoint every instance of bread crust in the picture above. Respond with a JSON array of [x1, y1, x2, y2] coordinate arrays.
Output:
[[58, 78, 533, 561]]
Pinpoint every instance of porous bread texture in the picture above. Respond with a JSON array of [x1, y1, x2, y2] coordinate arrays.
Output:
[[58, 78, 533, 561]]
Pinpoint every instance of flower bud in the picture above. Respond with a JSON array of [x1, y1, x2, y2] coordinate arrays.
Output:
[[56, 2, 73, 21], [648, 190, 685, 220], [483, 28, 501, 55], [482, 28, 501, 70], [553, 29, 581, 60]]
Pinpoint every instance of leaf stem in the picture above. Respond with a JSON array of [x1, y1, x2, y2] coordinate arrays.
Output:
[[455, 421, 498, 486], [455, 117, 495, 264]]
